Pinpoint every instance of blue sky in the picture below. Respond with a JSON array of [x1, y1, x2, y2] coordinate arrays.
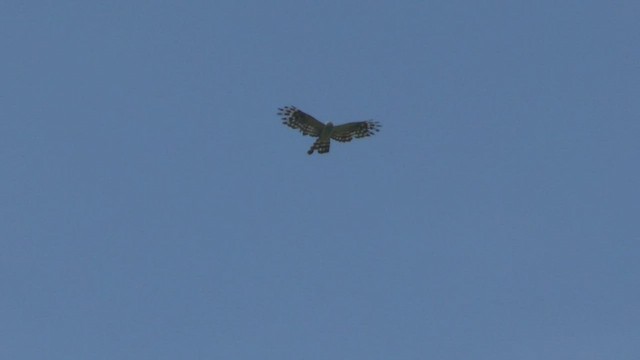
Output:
[[2, 1, 639, 359]]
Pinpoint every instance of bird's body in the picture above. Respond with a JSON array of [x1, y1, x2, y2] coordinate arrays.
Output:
[[308, 121, 333, 154]]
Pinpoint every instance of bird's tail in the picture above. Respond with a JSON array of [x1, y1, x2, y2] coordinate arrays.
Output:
[[308, 139, 330, 155]]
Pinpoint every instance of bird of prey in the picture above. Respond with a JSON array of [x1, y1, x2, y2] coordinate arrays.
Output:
[[278, 106, 381, 155]]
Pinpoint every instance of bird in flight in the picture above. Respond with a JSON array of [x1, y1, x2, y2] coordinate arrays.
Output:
[[278, 106, 381, 155]]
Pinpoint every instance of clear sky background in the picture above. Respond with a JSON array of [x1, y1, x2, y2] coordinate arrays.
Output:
[[2, 1, 639, 359]]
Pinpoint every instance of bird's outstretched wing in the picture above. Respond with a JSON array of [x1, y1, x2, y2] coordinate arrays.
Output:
[[278, 106, 325, 137], [331, 121, 381, 142]]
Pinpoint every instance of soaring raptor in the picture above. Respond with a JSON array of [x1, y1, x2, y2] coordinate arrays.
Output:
[[278, 106, 381, 155]]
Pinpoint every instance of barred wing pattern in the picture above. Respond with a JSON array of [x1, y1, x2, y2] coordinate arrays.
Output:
[[278, 106, 325, 137], [279, 105, 381, 155], [331, 121, 381, 142]]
